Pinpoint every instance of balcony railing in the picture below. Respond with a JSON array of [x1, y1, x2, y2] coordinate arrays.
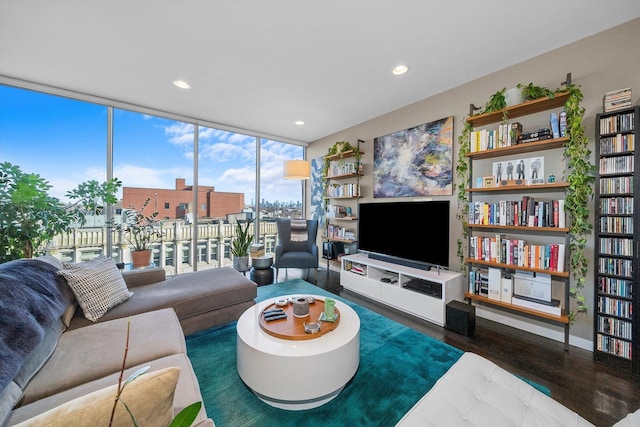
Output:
[[48, 221, 279, 276]]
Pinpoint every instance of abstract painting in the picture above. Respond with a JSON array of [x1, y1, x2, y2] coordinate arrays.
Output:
[[373, 116, 453, 197]]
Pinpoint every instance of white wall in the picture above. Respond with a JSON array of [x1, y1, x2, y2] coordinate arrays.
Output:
[[307, 18, 640, 349]]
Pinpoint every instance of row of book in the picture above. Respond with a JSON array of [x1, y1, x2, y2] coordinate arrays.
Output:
[[599, 176, 633, 194], [326, 204, 352, 218], [597, 296, 632, 319], [598, 276, 633, 299], [468, 197, 565, 228], [596, 334, 632, 360], [597, 316, 633, 340], [598, 257, 632, 277], [599, 216, 634, 234], [598, 236, 634, 257], [598, 154, 634, 175], [326, 183, 360, 198], [469, 111, 567, 153], [599, 133, 635, 155], [603, 88, 632, 113], [599, 196, 634, 215], [469, 235, 565, 272], [599, 109, 636, 133], [327, 224, 355, 241], [326, 160, 361, 178]]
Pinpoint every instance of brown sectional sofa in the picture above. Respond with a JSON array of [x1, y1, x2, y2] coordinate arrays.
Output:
[[1, 256, 257, 426]]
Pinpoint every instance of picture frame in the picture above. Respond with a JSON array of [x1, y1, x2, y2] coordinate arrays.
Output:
[[483, 176, 495, 188]]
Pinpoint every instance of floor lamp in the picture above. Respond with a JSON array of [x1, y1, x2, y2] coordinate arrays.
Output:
[[283, 160, 310, 218]]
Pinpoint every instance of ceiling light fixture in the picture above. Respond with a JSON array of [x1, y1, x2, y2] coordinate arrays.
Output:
[[295, 120, 305, 126], [173, 79, 191, 89], [392, 65, 409, 75]]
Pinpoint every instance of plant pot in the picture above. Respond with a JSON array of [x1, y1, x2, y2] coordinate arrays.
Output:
[[131, 249, 152, 268], [504, 87, 524, 107], [233, 256, 249, 272]]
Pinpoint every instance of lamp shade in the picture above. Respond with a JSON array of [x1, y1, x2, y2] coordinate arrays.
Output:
[[283, 160, 311, 179]]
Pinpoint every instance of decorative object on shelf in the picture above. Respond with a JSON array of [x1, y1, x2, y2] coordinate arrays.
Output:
[[482, 176, 495, 188], [373, 116, 454, 197], [548, 174, 556, 183], [283, 159, 311, 180], [482, 88, 507, 114], [231, 217, 255, 272], [504, 87, 524, 107], [517, 82, 555, 101], [117, 197, 163, 268]]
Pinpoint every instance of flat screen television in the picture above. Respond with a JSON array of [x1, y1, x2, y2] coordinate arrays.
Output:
[[357, 200, 450, 270]]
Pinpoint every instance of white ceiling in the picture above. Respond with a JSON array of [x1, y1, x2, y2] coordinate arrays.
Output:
[[1, 1, 640, 144]]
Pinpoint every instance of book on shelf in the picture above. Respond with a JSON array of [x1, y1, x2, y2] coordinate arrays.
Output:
[[559, 111, 567, 137], [511, 294, 562, 316], [550, 112, 560, 139], [603, 87, 632, 112]]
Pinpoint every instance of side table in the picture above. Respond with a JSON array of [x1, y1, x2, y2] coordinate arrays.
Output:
[[250, 254, 274, 286]]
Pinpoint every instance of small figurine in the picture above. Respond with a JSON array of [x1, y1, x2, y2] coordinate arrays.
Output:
[[548, 174, 556, 183]]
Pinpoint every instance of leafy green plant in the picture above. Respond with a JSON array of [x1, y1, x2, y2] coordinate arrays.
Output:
[[482, 88, 507, 114], [231, 218, 255, 257], [455, 121, 473, 270], [517, 82, 555, 101], [116, 197, 163, 252], [0, 162, 121, 263], [563, 84, 595, 321]]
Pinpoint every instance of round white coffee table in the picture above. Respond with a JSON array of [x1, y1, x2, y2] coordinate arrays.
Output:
[[236, 295, 360, 410]]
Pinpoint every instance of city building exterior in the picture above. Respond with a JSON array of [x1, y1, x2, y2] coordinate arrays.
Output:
[[122, 178, 244, 221]]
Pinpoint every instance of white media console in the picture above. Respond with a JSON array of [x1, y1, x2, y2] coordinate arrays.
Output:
[[340, 253, 463, 326]]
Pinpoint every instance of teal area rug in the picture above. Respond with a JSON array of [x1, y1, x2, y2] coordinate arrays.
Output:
[[186, 279, 463, 426], [186, 280, 549, 426]]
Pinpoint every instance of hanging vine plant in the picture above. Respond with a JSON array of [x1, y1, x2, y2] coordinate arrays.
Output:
[[562, 84, 595, 321], [455, 120, 473, 270], [456, 81, 594, 323]]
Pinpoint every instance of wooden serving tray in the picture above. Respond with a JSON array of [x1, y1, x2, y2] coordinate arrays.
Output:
[[259, 298, 340, 340]]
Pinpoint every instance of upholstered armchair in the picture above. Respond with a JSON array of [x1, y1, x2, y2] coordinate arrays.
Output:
[[274, 218, 319, 283]]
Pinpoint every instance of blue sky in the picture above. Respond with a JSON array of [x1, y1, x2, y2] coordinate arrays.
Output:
[[0, 85, 305, 205]]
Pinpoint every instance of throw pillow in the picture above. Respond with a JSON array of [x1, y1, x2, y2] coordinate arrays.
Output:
[[14, 366, 179, 427], [58, 255, 133, 322]]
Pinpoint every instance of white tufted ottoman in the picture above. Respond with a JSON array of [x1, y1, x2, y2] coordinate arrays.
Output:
[[396, 352, 595, 427]]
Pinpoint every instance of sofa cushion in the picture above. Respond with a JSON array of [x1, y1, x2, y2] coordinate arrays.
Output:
[[58, 255, 133, 322], [0, 258, 73, 394], [396, 352, 594, 427], [14, 367, 179, 427], [9, 353, 209, 426], [0, 381, 22, 427], [20, 308, 185, 405], [69, 267, 257, 329]]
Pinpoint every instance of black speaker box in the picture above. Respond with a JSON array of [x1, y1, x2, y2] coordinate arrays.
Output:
[[446, 300, 475, 336]]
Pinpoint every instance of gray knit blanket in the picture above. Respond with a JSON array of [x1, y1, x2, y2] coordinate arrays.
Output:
[[0, 258, 72, 392], [290, 219, 308, 242]]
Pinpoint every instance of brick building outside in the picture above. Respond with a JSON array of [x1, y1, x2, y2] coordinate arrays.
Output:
[[121, 178, 244, 221]]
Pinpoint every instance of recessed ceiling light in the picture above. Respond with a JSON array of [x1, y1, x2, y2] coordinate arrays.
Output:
[[295, 120, 305, 126], [392, 65, 409, 75], [173, 79, 191, 89]]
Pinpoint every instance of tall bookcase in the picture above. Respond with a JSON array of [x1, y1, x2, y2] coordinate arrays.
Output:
[[322, 142, 363, 268], [594, 105, 640, 375], [464, 92, 572, 349]]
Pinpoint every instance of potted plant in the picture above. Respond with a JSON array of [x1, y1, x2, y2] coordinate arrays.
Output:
[[0, 161, 121, 263], [116, 197, 163, 268], [231, 218, 254, 271]]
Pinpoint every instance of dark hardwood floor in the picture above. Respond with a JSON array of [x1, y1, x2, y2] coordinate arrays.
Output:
[[276, 266, 640, 427]]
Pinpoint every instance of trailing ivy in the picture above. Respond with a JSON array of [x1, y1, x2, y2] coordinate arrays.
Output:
[[563, 84, 595, 321], [455, 120, 472, 270]]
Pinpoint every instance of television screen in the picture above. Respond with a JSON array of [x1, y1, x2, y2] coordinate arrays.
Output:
[[357, 200, 450, 269]]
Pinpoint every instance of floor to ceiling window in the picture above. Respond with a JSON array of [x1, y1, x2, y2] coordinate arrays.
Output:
[[0, 83, 308, 275], [112, 109, 196, 274], [0, 85, 108, 262]]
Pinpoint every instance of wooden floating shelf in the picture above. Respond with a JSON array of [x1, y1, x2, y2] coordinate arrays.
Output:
[[323, 149, 363, 161], [467, 137, 568, 159], [465, 292, 570, 324], [464, 258, 569, 278], [467, 92, 571, 127], [468, 182, 569, 193]]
